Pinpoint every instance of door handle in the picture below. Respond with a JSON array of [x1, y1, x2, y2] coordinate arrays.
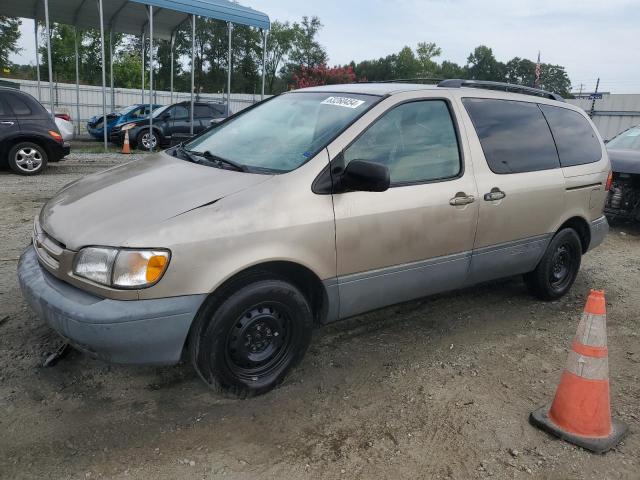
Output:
[[449, 193, 475, 206], [0, 121, 14, 126], [484, 188, 506, 201]]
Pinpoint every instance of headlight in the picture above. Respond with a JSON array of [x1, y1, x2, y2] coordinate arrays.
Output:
[[73, 247, 170, 288]]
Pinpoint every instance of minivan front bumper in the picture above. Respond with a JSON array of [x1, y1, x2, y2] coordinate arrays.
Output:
[[18, 246, 205, 365]]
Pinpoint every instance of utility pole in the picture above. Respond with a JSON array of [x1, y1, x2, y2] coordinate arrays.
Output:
[[589, 78, 600, 118]]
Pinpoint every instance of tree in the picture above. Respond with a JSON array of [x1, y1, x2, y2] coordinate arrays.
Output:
[[505, 56, 571, 97], [394, 46, 421, 79], [416, 41, 441, 76], [466, 45, 505, 81], [288, 16, 327, 70], [437, 60, 466, 80], [264, 21, 297, 93], [0, 17, 21, 71]]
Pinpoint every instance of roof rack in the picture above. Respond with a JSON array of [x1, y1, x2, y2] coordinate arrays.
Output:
[[437, 79, 564, 102], [376, 77, 441, 84]]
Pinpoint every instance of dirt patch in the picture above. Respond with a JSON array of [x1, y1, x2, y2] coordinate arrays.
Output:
[[0, 156, 638, 479]]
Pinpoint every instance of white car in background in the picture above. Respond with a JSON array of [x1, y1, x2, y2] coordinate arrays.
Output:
[[46, 109, 75, 141]]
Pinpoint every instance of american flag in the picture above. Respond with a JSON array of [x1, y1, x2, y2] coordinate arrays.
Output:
[[534, 51, 541, 87]]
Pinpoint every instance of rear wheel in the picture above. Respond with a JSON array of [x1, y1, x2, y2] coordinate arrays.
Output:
[[524, 228, 582, 300], [8, 142, 48, 175], [189, 276, 313, 397]]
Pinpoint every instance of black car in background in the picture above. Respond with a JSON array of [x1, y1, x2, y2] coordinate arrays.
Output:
[[605, 124, 640, 222], [0, 87, 70, 175], [111, 101, 230, 150]]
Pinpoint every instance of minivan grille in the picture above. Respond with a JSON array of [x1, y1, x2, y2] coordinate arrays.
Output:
[[33, 223, 66, 272]]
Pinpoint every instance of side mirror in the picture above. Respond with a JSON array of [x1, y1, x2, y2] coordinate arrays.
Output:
[[340, 160, 390, 192]]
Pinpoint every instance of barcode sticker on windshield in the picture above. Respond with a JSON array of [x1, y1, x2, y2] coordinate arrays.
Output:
[[321, 96, 365, 109]]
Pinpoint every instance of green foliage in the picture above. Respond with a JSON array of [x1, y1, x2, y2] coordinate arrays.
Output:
[[351, 43, 571, 96], [466, 45, 505, 81], [0, 17, 22, 70], [2, 14, 573, 98]]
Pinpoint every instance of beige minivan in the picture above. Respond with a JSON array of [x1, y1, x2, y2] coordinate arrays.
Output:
[[18, 80, 610, 396]]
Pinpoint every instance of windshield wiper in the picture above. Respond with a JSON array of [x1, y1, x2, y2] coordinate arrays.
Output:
[[195, 150, 248, 172], [174, 144, 200, 163], [175, 145, 250, 172]]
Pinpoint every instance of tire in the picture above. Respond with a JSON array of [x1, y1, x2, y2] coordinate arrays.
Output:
[[137, 130, 160, 151], [189, 275, 313, 398], [8, 142, 48, 175], [524, 228, 582, 300]]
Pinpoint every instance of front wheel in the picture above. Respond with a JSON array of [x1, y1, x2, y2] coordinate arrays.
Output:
[[189, 277, 313, 397], [524, 228, 582, 300]]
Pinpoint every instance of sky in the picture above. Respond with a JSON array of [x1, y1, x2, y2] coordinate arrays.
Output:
[[9, 0, 640, 94]]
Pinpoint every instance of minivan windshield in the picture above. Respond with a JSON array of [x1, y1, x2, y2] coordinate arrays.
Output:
[[184, 92, 380, 172], [607, 126, 640, 151]]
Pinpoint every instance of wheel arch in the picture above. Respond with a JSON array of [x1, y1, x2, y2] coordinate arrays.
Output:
[[557, 216, 591, 253], [183, 260, 329, 361]]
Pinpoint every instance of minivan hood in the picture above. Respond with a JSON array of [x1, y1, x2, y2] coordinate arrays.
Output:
[[40, 152, 270, 249]]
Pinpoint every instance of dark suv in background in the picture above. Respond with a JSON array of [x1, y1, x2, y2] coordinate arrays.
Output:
[[110, 101, 230, 150], [0, 87, 70, 175]]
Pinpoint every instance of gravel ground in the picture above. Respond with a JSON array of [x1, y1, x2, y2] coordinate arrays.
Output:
[[0, 154, 638, 480]]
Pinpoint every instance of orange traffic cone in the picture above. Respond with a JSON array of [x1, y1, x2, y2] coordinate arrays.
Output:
[[530, 290, 628, 453], [122, 129, 131, 154]]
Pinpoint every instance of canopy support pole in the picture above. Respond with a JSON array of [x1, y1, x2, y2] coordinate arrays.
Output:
[[141, 32, 145, 105], [74, 28, 81, 136], [43, 0, 54, 115], [261, 29, 267, 100], [34, 21, 41, 100], [170, 31, 175, 104], [109, 29, 114, 111], [227, 22, 233, 117], [190, 15, 195, 135], [97, 0, 107, 151], [148, 5, 154, 150]]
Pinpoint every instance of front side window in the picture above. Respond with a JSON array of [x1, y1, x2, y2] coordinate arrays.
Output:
[[539, 104, 602, 167], [463, 98, 559, 174], [343, 100, 461, 184], [185, 92, 379, 172], [606, 125, 640, 151]]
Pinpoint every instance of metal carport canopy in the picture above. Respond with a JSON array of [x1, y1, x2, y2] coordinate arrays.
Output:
[[4, 0, 270, 37]]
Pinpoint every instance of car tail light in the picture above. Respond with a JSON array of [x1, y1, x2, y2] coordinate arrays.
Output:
[[55, 113, 72, 122], [48, 130, 63, 143], [605, 170, 613, 191]]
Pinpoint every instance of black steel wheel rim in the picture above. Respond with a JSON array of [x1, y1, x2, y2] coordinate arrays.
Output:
[[224, 303, 293, 381], [549, 243, 574, 289]]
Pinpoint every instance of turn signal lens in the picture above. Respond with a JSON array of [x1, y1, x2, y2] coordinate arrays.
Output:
[[146, 255, 168, 283], [49, 130, 63, 142]]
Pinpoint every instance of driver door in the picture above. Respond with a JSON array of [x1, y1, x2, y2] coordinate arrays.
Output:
[[330, 97, 479, 318]]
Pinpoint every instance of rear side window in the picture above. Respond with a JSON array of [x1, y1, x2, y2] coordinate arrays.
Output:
[[3, 93, 33, 116], [539, 104, 602, 167], [194, 105, 212, 118], [462, 98, 559, 174]]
